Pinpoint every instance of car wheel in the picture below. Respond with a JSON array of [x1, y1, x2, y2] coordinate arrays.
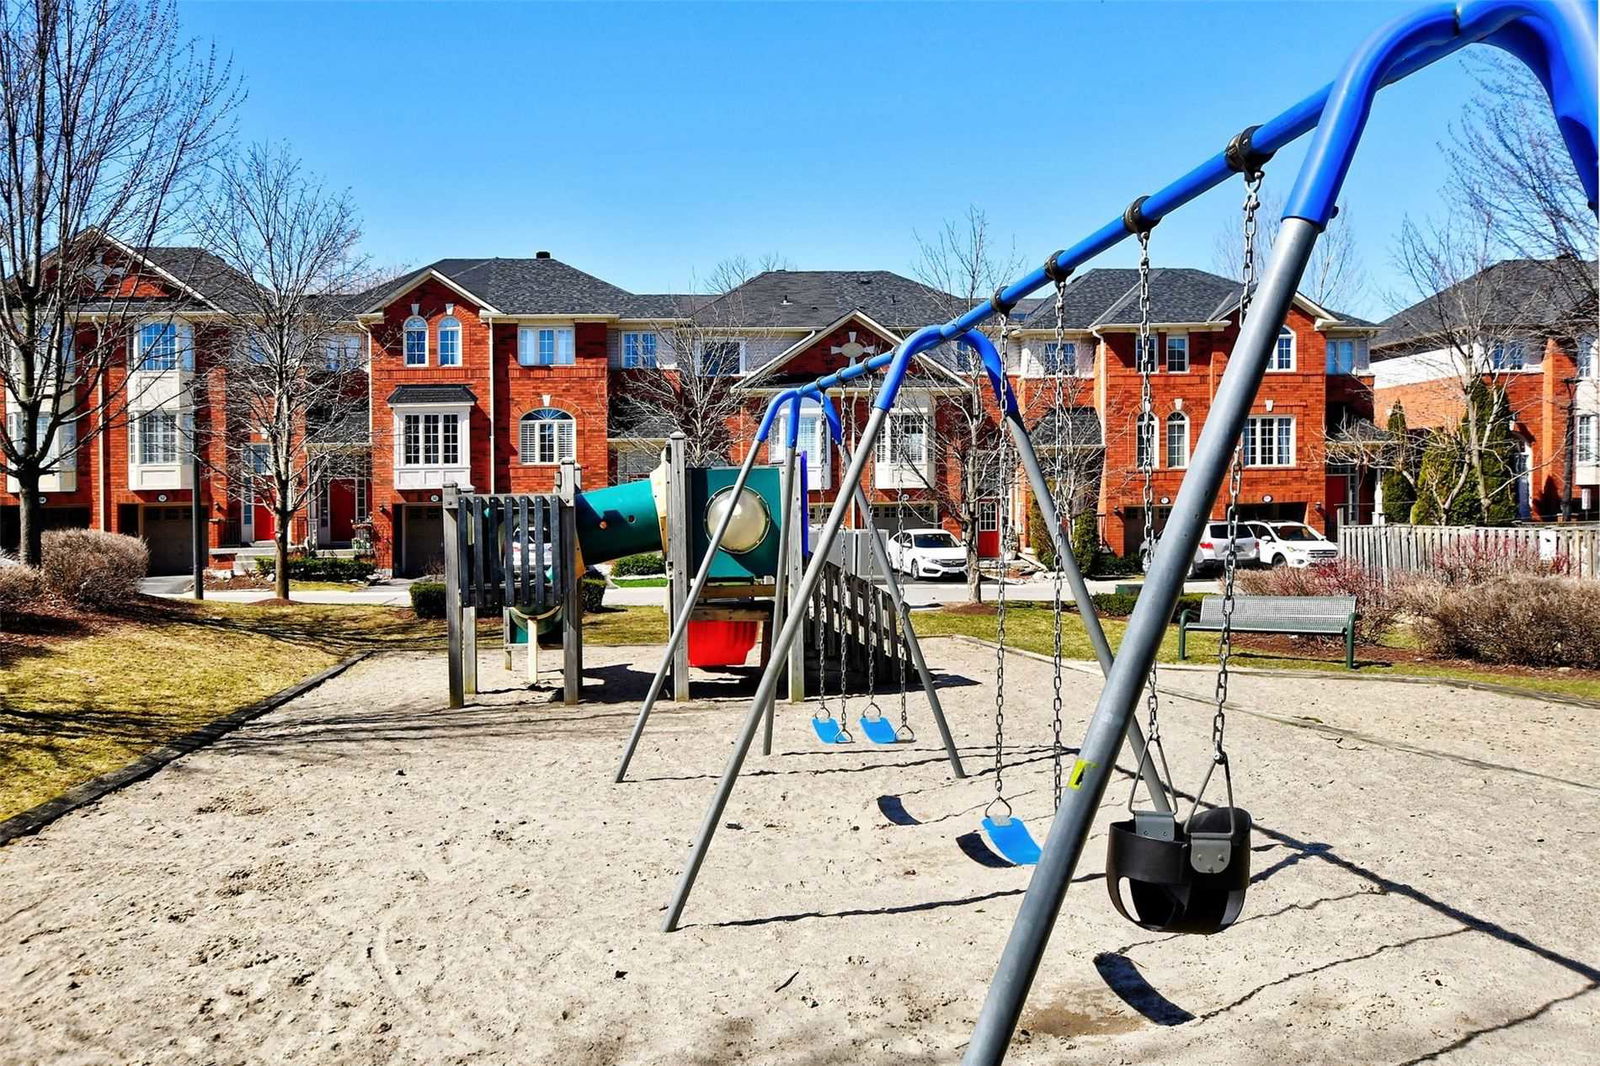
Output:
[[1271, 554, 1286, 568]]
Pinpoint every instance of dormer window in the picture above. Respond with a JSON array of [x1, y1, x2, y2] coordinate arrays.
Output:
[[404, 316, 428, 366], [438, 316, 462, 367]]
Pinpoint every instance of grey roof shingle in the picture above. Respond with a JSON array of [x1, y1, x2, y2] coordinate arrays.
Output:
[[1374, 256, 1598, 352], [694, 270, 972, 331], [621, 293, 711, 319], [1017, 267, 1373, 330], [386, 384, 478, 406], [109, 246, 264, 313], [372, 256, 636, 316]]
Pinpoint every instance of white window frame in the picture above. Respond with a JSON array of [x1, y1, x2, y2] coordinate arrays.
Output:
[[437, 316, 462, 367], [403, 316, 429, 366], [1488, 338, 1527, 372], [1270, 326, 1296, 372], [1164, 334, 1189, 373], [519, 408, 576, 465], [1326, 337, 1367, 375], [399, 411, 464, 467], [697, 338, 745, 377], [1040, 340, 1079, 377], [767, 400, 831, 488], [1577, 414, 1597, 465], [326, 334, 363, 371], [1165, 411, 1189, 469], [137, 409, 180, 465], [518, 326, 575, 367], [1576, 334, 1596, 379], [1243, 414, 1296, 468], [135, 319, 193, 373], [1135, 411, 1157, 471], [1136, 335, 1159, 374], [622, 331, 659, 369]]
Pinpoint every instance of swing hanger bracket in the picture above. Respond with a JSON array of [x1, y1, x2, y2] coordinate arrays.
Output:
[[1121, 195, 1159, 235], [990, 286, 1020, 317], [1224, 124, 1274, 180], [1042, 250, 1072, 283]]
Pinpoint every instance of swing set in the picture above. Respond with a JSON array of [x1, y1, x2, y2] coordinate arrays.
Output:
[[621, 2, 1595, 1061]]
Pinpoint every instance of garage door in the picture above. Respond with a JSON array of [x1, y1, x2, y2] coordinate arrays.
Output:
[[401, 505, 444, 577], [143, 506, 193, 576]]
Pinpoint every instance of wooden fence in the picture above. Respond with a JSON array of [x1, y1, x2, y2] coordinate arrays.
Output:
[[810, 558, 910, 694], [1337, 523, 1600, 580]]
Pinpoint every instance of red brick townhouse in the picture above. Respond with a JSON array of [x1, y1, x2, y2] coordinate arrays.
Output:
[[1372, 256, 1599, 521], [355, 255, 1379, 574], [1008, 269, 1379, 554], [0, 238, 371, 573]]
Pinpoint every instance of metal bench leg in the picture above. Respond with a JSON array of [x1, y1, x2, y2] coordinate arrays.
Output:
[[1345, 622, 1355, 669], [1178, 619, 1188, 661]]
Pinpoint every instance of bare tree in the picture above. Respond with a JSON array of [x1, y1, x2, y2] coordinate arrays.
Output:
[[1448, 53, 1597, 325], [910, 205, 1020, 603], [192, 143, 375, 600], [614, 256, 790, 468], [0, 0, 237, 564], [1390, 211, 1538, 523], [1212, 188, 1366, 312]]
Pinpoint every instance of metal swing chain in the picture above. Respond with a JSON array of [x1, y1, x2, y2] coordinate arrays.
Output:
[[1135, 230, 1164, 765], [989, 312, 1013, 817], [813, 578, 831, 722], [1209, 171, 1264, 776], [1049, 276, 1070, 809], [892, 418, 913, 739]]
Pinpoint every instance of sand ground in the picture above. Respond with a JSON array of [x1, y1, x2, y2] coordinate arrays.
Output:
[[2, 637, 1597, 1065]]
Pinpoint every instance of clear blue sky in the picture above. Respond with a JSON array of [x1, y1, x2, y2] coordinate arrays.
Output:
[[182, 1, 1493, 319]]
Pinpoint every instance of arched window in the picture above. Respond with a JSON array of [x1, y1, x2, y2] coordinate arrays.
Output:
[[520, 408, 575, 465], [1135, 412, 1157, 471], [1165, 411, 1189, 469], [404, 316, 428, 366], [1271, 325, 1295, 371], [437, 316, 461, 367]]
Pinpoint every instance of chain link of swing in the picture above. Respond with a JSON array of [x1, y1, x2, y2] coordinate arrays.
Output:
[[1133, 229, 1170, 804], [988, 311, 1014, 820], [1049, 276, 1070, 810]]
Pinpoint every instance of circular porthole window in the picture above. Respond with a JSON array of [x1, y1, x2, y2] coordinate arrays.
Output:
[[705, 487, 771, 554]]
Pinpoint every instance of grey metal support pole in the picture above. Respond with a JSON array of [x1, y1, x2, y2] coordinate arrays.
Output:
[[615, 437, 768, 782], [785, 480, 807, 704], [662, 406, 891, 932], [761, 442, 799, 756], [666, 435, 692, 701], [443, 484, 465, 709], [850, 485, 965, 778], [1005, 413, 1170, 815], [559, 461, 582, 706], [961, 219, 1321, 1065]]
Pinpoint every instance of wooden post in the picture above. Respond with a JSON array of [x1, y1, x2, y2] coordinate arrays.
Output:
[[443, 483, 465, 709], [559, 460, 583, 706]]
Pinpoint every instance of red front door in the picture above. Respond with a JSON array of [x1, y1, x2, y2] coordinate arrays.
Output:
[[977, 499, 999, 558]]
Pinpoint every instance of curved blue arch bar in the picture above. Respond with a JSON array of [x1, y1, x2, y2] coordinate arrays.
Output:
[[957, 330, 1017, 417]]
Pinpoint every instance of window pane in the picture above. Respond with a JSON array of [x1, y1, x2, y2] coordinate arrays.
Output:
[[1165, 337, 1187, 372], [1166, 416, 1187, 468], [442, 414, 459, 464]]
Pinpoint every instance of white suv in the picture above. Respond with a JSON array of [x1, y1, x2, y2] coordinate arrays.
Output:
[[1247, 521, 1338, 568]]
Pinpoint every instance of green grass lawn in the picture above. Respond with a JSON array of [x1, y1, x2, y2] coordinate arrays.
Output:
[[913, 604, 1600, 702], [0, 600, 671, 824], [611, 576, 668, 588]]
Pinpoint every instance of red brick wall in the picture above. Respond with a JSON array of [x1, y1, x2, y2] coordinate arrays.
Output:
[[497, 321, 610, 495]]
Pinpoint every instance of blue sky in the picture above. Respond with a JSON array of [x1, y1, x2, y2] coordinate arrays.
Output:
[[181, 1, 1493, 319]]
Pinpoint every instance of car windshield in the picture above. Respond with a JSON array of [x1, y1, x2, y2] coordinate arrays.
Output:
[[1271, 524, 1322, 542], [1208, 523, 1252, 540], [913, 533, 958, 548]]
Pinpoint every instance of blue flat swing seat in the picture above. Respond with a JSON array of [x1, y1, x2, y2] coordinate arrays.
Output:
[[811, 715, 851, 744], [982, 814, 1042, 866], [858, 712, 899, 745]]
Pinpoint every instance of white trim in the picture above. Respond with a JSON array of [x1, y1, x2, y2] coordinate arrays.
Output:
[[1243, 413, 1297, 467], [436, 315, 462, 367], [1164, 332, 1190, 374], [359, 267, 503, 316], [83, 230, 228, 313]]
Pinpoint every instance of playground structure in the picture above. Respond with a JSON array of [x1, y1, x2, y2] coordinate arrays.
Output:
[[591, 3, 1595, 1064]]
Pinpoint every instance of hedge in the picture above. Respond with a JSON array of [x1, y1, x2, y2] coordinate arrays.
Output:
[[610, 551, 665, 577], [410, 581, 446, 619], [256, 555, 376, 583]]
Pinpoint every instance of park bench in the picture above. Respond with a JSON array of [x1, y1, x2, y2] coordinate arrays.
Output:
[[1178, 594, 1358, 669]]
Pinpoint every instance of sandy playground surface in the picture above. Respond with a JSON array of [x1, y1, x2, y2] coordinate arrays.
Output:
[[2, 636, 1598, 1065]]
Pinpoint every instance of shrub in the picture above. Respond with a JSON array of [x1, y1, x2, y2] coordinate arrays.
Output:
[[581, 571, 606, 613], [0, 565, 47, 616], [41, 529, 148, 609], [410, 580, 446, 619], [610, 551, 665, 577], [1405, 575, 1600, 668], [1027, 496, 1056, 571], [255, 554, 376, 583], [1070, 511, 1098, 575], [1428, 536, 1570, 585], [1234, 559, 1397, 644], [1091, 552, 1143, 577]]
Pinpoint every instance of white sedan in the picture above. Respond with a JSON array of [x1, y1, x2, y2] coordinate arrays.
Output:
[[887, 528, 970, 580]]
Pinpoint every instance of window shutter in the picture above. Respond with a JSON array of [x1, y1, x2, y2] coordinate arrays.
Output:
[[559, 419, 576, 461]]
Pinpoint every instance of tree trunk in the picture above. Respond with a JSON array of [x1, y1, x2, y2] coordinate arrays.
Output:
[[274, 515, 291, 601], [965, 517, 982, 604], [16, 468, 43, 567]]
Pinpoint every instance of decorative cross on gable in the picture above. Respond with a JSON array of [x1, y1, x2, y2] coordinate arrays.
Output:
[[830, 330, 878, 366]]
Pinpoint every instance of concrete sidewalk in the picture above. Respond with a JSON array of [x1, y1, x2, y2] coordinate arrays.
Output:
[[139, 577, 416, 607]]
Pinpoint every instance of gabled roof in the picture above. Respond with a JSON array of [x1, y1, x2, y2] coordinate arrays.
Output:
[[620, 293, 710, 319], [366, 256, 635, 316], [694, 270, 971, 330], [68, 237, 264, 314], [1374, 256, 1598, 352]]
